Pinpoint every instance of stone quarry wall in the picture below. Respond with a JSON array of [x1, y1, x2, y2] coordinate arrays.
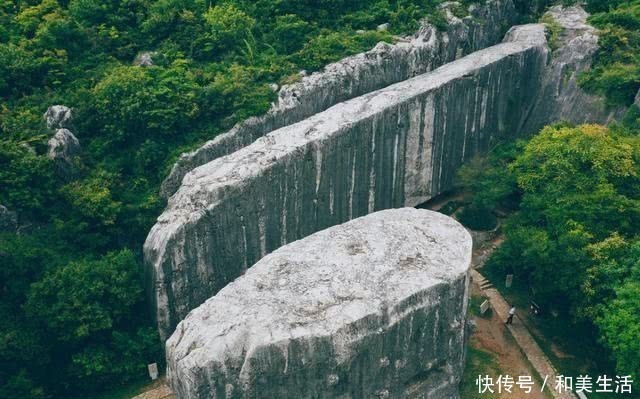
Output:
[[144, 25, 548, 341], [159, 0, 532, 198], [166, 208, 473, 399]]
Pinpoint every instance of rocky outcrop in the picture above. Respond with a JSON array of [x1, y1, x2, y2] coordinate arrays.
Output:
[[160, 0, 529, 198], [145, 26, 548, 340], [44, 105, 73, 130], [522, 5, 625, 132], [134, 52, 157, 67], [0, 205, 17, 232], [166, 208, 472, 399], [48, 128, 80, 164]]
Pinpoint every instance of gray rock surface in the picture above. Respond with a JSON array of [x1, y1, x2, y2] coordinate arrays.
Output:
[[44, 105, 73, 130], [134, 52, 156, 67], [0, 205, 17, 232], [522, 5, 625, 132], [159, 0, 527, 198], [166, 208, 472, 399], [47, 128, 80, 165], [145, 27, 548, 340]]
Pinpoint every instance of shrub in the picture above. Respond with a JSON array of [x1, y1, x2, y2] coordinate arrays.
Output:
[[457, 204, 498, 231]]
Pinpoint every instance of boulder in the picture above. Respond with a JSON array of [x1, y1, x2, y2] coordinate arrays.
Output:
[[166, 208, 472, 399], [44, 105, 73, 130], [134, 51, 156, 67], [47, 128, 80, 165]]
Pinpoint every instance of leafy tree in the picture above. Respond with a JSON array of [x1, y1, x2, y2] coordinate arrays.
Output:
[[580, 1, 640, 106], [470, 123, 640, 380], [90, 61, 200, 146], [0, 140, 55, 219], [203, 3, 255, 56], [25, 249, 160, 392], [268, 14, 313, 54], [597, 274, 640, 382]]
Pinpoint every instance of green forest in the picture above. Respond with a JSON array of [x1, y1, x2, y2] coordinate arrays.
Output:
[[1, 0, 639, 397]]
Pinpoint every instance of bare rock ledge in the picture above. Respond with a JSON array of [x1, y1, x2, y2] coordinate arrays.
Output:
[[166, 208, 472, 399]]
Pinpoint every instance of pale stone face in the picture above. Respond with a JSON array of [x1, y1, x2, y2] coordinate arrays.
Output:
[[47, 128, 80, 163], [144, 24, 547, 341], [166, 208, 472, 399]]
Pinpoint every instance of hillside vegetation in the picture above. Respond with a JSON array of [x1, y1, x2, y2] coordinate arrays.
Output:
[[580, 0, 640, 109], [460, 121, 640, 384], [1, 0, 636, 397]]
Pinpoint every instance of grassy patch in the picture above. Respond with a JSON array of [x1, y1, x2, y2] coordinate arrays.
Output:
[[539, 13, 564, 51], [460, 345, 501, 399]]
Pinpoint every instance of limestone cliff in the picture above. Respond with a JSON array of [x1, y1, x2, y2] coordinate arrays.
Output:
[[522, 5, 625, 131], [166, 209, 472, 399], [160, 0, 528, 198], [144, 26, 548, 341]]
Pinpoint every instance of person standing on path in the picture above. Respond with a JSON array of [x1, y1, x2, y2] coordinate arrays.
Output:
[[506, 306, 516, 325]]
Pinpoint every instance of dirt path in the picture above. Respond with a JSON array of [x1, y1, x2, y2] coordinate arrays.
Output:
[[469, 238, 577, 399], [467, 282, 549, 399], [131, 378, 174, 399]]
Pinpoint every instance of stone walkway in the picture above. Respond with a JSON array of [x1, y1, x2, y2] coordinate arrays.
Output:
[[471, 269, 577, 399]]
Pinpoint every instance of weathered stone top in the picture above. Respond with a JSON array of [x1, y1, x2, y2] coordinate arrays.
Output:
[[166, 208, 472, 389], [155, 28, 546, 227]]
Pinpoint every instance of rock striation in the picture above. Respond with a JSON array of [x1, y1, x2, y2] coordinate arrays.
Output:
[[166, 208, 473, 399], [145, 25, 548, 341], [522, 5, 625, 131], [160, 0, 530, 198]]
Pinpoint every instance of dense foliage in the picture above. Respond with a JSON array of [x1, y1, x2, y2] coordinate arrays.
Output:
[[580, 0, 640, 108], [460, 124, 640, 382], [0, 0, 486, 397]]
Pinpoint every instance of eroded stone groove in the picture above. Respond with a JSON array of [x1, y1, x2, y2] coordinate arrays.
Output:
[[144, 25, 548, 341], [160, 0, 534, 198], [166, 208, 472, 399]]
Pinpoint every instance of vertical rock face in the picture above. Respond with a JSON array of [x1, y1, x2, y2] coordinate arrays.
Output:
[[522, 5, 625, 132], [144, 27, 548, 341], [166, 208, 472, 399], [159, 0, 526, 198]]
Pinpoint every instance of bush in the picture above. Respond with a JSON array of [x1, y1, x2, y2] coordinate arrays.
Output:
[[90, 61, 200, 145], [204, 3, 255, 55], [457, 204, 498, 231]]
